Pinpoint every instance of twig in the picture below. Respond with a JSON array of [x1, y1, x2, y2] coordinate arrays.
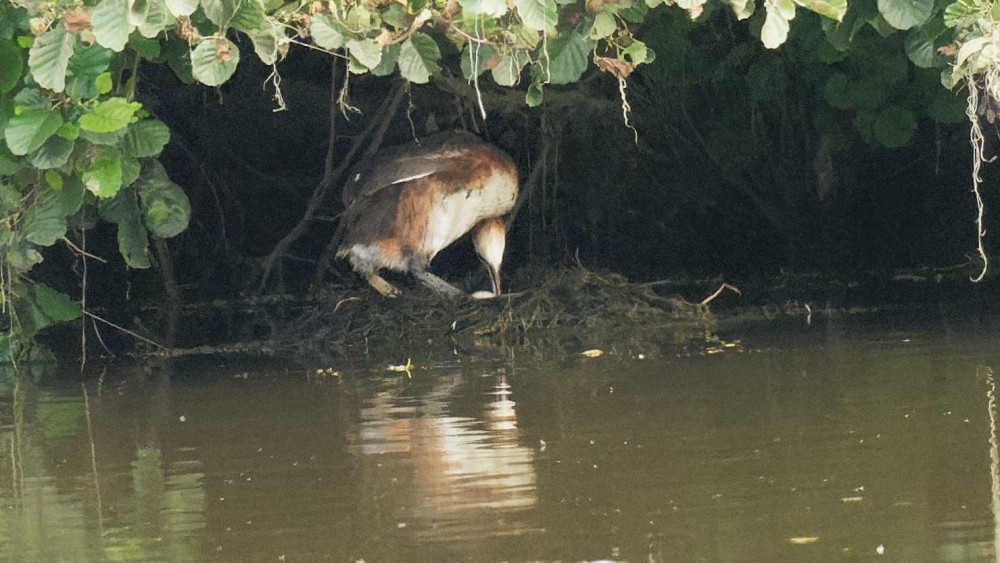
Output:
[[310, 82, 408, 290], [63, 237, 108, 263], [260, 69, 407, 293], [82, 310, 167, 350], [334, 296, 363, 312], [506, 132, 554, 231], [79, 219, 88, 370], [700, 283, 741, 306], [90, 317, 116, 357], [259, 58, 344, 292]]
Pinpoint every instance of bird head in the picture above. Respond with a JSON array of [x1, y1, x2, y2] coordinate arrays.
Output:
[[472, 218, 507, 295]]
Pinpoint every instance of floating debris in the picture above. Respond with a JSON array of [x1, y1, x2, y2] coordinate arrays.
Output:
[[788, 537, 819, 545], [387, 358, 414, 378]]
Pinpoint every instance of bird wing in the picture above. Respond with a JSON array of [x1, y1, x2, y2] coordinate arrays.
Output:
[[342, 131, 484, 206]]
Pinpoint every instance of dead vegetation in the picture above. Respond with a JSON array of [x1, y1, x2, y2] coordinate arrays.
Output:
[[284, 264, 720, 361]]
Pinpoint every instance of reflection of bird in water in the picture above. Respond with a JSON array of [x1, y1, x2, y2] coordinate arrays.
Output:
[[337, 131, 519, 298], [352, 373, 541, 548]]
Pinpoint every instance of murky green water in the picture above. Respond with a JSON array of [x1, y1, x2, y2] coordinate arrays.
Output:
[[2, 313, 1000, 562]]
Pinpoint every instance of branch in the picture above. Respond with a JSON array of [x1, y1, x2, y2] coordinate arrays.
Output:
[[309, 82, 408, 290], [506, 127, 557, 231], [259, 70, 407, 294]]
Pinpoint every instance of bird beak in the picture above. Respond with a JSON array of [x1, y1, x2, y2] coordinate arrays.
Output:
[[485, 261, 502, 295]]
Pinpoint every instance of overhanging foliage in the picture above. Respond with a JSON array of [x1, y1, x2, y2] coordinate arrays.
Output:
[[0, 0, 997, 358]]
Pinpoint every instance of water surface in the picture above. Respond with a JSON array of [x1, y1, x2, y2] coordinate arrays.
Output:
[[1, 312, 998, 562]]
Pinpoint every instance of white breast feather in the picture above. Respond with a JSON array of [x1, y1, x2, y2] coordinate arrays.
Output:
[[423, 172, 516, 259]]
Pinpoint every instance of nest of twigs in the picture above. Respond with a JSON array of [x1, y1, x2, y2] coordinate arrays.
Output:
[[284, 264, 722, 361]]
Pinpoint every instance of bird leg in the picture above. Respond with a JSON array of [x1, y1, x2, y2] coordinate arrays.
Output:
[[413, 271, 463, 297], [366, 274, 401, 298]]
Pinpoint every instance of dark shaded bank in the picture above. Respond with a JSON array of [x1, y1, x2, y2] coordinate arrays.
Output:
[[69, 261, 999, 366]]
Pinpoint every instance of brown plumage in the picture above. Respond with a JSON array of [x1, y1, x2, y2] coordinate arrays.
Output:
[[337, 131, 519, 297]]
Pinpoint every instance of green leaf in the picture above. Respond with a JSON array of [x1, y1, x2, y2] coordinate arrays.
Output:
[[57, 122, 78, 140], [28, 135, 74, 169], [61, 175, 85, 215], [78, 97, 142, 133], [161, 37, 194, 83], [773, 0, 795, 19], [66, 43, 115, 100], [28, 24, 76, 92], [904, 17, 947, 68], [4, 108, 63, 156], [190, 38, 240, 86], [96, 71, 114, 94], [346, 38, 382, 70], [398, 33, 441, 84], [201, 0, 234, 27], [726, 0, 755, 19], [129, 0, 151, 26], [14, 88, 50, 109], [877, 0, 932, 31], [91, 0, 135, 52], [22, 185, 68, 246], [129, 35, 162, 59], [761, 0, 793, 49], [0, 178, 19, 211], [545, 32, 594, 84], [164, 0, 198, 17], [138, 0, 172, 38], [793, 0, 845, 21], [121, 155, 142, 186], [618, 1, 648, 23], [514, 22, 541, 50], [44, 170, 63, 190], [231, 0, 267, 32], [15, 282, 79, 337], [491, 52, 527, 86], [6, 240, 43, 272], [589, 12, 616, 40], [526, 80, 543, 107], [310, 14, 347, 50], [623, 39, 649, 65], [83, 152, 124, 197], [371, 43, 400, 77], [118, 206, 152, 266], [80, 127, 128, 145], [514, 0, 557, 33], [382, 4, 409, 30], [461, 42, 495, 79], [460, 0, 508, 17], [0, 144, 20, 175], [249, 20, 280, 65], [873, 105, 916, 148], [0, 39, 23, 94], [343, 5, 377, 31], [99, 188, 151, 268], [136, 165, 190, 238], [943, 0, 976, 28], [122, 119, 170, 157], [677, 0, 704, 9]]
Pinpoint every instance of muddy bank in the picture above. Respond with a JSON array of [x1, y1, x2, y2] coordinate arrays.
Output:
[[124, 262, 1000, 363]]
